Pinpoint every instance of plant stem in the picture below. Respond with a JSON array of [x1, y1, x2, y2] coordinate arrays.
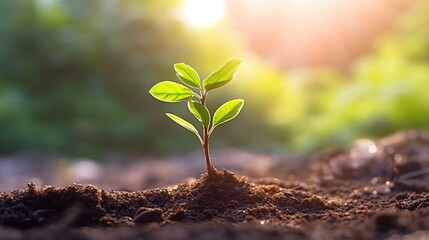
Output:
[[200, 92, 215, 176], [203, 125, 214, 175]]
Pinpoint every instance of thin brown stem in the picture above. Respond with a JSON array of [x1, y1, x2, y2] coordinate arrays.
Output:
[[203, 125, 214, 175], [200, 92, 215, 176]]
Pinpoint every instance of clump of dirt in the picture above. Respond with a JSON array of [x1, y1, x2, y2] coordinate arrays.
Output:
[[0, 183, 107, 228], [0, 169, 329, 230], [156, 169, 329, 223]]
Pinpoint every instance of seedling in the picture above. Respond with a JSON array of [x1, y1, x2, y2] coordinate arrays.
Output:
[[149, 59, 244, 176]]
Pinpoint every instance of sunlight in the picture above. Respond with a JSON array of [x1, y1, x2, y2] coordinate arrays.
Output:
[[289, 0, 329, 8], [179, 0, 226, 29], [227, 0, 410, 69]]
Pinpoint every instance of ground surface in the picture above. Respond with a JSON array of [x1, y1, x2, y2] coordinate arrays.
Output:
[[1, 130, 429, 240]]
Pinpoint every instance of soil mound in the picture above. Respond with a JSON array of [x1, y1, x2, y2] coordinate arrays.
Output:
[[0, 169, 328, 229]]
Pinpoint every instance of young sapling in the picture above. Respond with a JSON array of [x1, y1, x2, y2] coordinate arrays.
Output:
[[149, 59, 244, 176]]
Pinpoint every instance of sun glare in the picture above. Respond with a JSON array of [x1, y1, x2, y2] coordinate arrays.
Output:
[[227, 0, 411, 69], [180, 0, 226, 29]]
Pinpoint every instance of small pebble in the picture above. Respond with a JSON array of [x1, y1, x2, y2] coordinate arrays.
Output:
[[133, 207, 163, 224]]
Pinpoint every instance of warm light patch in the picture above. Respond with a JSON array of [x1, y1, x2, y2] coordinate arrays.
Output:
[[227, 0, 411, 69], [288, 0, 329, 8], [179, 0, 226, 29]]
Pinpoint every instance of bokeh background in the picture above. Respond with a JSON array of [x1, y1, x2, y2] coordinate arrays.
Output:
[[1, 0, 428, 184]]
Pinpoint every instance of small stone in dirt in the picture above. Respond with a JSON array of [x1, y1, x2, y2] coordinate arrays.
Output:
[[374, 212, 401, 231], [32, 209, 48, 223], [133, 207, 163, 224]]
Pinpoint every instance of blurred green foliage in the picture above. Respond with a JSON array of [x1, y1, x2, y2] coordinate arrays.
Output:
[[0, 0, 236, 156], [287, 1, 429, 153], [0, 0, 428, 157]]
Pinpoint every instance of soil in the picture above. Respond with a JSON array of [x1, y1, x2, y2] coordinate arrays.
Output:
[[1, 130, 429, 240]]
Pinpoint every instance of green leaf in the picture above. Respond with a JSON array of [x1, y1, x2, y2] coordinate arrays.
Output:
[[149, 81, 194, 102], [174, 63, 200, 88], [203, 59, 241, 91], [166, 113, 202, 142], [188, 100, 210, 127], [212, 99, 244, 130]]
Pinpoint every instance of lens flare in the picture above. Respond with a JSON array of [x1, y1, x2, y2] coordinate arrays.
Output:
[[179, 0, 226, 29]]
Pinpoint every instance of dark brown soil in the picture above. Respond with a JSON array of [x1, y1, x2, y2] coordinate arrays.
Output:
[[1, 130, 429, 240]]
